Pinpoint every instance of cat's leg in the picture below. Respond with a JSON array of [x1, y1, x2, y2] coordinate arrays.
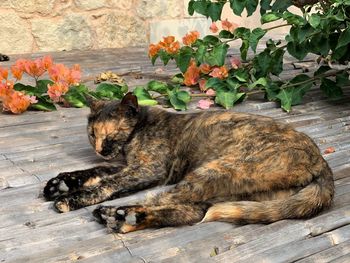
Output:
[[44, 165, 124, 200], [53, 164, 166, 212], [92, 202, 210, 233]]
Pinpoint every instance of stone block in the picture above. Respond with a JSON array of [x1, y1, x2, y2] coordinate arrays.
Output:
[[0, 11, 33, 54], [91, 11, 147, 49], [10, 0, 56, 15], [136, 0, 182, 19], [31, 14, 93, 52]]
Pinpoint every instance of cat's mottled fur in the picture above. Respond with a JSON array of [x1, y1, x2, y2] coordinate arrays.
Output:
[[44, 93, 334, 233], [0, 53, 9, 61]]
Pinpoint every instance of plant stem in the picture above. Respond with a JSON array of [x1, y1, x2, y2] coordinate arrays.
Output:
[[281, 70, 341, 89], [264, 24, 290, 31]]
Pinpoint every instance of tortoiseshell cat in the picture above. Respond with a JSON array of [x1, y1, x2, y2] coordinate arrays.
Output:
[[44, 93, 334, 233], [0, 53, 9, 61]]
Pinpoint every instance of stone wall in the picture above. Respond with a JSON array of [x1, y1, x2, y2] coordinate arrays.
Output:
[[0, 0, 294, 55]]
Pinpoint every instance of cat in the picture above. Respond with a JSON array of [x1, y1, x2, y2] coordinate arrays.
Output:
[[43, 93, 334, 233], [0, 53, 9, 61]]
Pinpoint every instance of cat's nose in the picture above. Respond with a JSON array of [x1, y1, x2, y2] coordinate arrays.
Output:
[[95, 139, 103, 153]]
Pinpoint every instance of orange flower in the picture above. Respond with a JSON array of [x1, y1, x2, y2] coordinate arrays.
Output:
[[184, 60, 200, 86], [221, 19, 238, 32], [42, 55, 53, 70], [158, 36, 180, 55], [200, 63, 212, 74], [67, 64, 81, 85], [2, 90, 32, 114], [14, 59, 27, 71], [163, 36, 175, 45], [48, 63, 69, 83], [182, 31, 200, 46], [47, 82, 69, 102], [0, 81, 13, 98], [148, 44, 160, 58], [209, 22, 219, 33], [0, 66, 8, 81], [11, 65, 23, 80], [165, 41, 180, 54], [209, 66, 229, 79], [24, 58, 45, 77]]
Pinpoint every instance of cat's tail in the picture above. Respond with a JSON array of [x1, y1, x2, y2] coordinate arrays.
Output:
[[201, 165, 334, 224]]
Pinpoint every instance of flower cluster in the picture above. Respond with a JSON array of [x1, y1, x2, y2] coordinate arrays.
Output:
[[209, 19, 238, 33], [0, 77, 36, 114], [0, 56, 82, 114], [149, 36, 181, 57]]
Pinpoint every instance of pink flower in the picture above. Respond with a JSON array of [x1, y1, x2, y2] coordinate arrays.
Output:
[[206, 89, 216, 96], [209, 22, 219, 33], [42, 55, 53, 70], [197, 99, 214, 110], [209, 66, 229, 79], [199, 79, 207, 92], [221, 19, 238, 32], [230, 57, 241, 69]]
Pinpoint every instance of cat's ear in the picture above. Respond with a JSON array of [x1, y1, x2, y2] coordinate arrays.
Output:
[[120, 92, 139, 115], [85, 94, 105, 112]]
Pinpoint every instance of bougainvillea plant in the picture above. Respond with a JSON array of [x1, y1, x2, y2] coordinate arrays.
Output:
[[0, 56, 127, 114], [138, 0, 350, 111]]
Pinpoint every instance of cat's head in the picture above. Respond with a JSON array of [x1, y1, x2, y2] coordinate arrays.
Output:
[[86, 93, 139, 160]]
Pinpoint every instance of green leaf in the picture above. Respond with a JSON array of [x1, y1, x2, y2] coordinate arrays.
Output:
[[260, 0, 271, 15], [204, 43, 229, 66], [265, 81, 282, 101], [207, 2, 224, 21], [271, 0, 292, 12], [205, 78, 226, 90], [215, 88, 245, 109], [133, 86, 158, 106], [36, 80, 53, 94], [96, 83, 124, 99], [229, 0, 246, 16], [219, 30, 235, 39], [314, 65, 330, 76], [283, 11, 305, 26], [270, 48, 285, 76], [309, 14, 321, 29], [151, 54, 158, 65], [320, 78, 344, 99], [276, 74, 312, 112], [188, 0, 195, 15], [159, 50, 172, 65], [171, 73, 184, 85], [261, 12, 281, 24], [14, 83, 37, 96], [287, 41, 309, 60], [147, 80, 168, 94], [31, 96, 57, 111], [64, 87, 87, 108], [167, 89, 190, 110], [203, 35, 220, 45], [195, 44, 206, 64], [336, 71, 350, 86], [248, 77, 267, 90], [245, 0, 259, 16], [249, 28, 267, 52], [336, 27, 350, 49], [234, 68, 249, 82], [191, 0, 209, 16], [176, 46, 193, 73]]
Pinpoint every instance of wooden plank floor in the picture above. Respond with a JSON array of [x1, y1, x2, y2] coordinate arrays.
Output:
[[0, 47, 350, 263]]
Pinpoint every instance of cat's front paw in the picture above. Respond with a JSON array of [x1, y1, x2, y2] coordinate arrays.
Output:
[[43, 173, 71, 200], [93, 205, 148, 233]]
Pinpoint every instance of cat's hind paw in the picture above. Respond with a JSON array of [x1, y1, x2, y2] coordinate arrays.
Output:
[[93, 205, 148, 233]]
